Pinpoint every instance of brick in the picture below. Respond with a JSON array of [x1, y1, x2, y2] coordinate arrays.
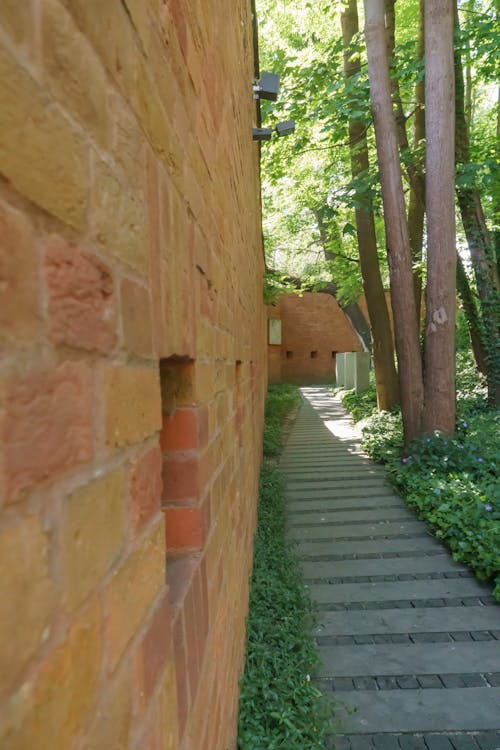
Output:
[[45, 236, 117, 353], [130, 445, 163, 532], [60, 0, 138, 100], [103, 365, 161, 449], [0, 599, 101, 750], [172, 611, 190, 738], [162, 455, 199, 503], [160, 406, 208, 452], [0, 201, 40, 343], [104, 521, 165, 673], [3, 362, 93, 498], [121, 277, 154, 358], [134, 592, 173, 711], [81, 660, 132, 750], [165, 505, 206, 551], [62, 468, 126, 612], [0, 0, 31, 43], [160, 659, 179, 750], [0, 516, 54, 701], [0, 45, 88, 228], [92, 158, 148, 275], [41, 0, 108, 145]]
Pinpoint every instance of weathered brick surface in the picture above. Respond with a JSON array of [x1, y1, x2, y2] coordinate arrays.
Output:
[[0, 1, 265, 748], [62, 469, 126, 612], [0, 202, 40, 344], [45, 236, 117, 353], [3, 362, 94, 498]]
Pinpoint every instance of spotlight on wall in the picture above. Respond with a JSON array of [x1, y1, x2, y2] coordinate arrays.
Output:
[[252, 127, 273, 141], [253, 72, 280, 101], [275, 120, 295, 137]]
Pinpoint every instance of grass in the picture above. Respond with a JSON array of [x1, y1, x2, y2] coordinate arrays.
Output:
[[336, 352, 500, 600], [238, 385, 334, 750]]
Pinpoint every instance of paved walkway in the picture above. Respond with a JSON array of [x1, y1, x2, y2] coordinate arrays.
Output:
[[281, 387, 500, 750]]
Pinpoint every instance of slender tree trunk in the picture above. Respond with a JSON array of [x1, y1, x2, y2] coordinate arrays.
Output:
[[341, 0, 399, 411], [313, 209, 373, 352], [455, 3, 500, 405], [423, 0, 456, 434], [385, 0, 426, 323], [456, 254, 488, 375], [364, 0, 424, 443]]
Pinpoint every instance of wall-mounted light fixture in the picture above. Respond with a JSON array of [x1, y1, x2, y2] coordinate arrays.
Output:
[[253, 72, 280, 101], [252, 120, 296, 142], [276, 120, 295, 137]]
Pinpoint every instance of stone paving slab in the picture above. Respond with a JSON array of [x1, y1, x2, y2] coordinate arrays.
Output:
[[289, 508, 416, 525], [282, 388, 499, 739], [288, 496, 402, 512], [288, 520, 425, 540], [317, 642, 500, 678], [296, 536, 443, 557], [302, 556, 465, 580], [314, 606, 500, 636], [309, 578, 491, 604], [331, 688, 500, 732], [286, 486, 397, 500]]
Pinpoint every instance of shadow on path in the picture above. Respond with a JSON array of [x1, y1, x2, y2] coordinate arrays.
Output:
[[281, 387, 500, 750]]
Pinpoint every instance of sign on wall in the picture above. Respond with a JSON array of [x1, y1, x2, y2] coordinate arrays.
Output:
[[268, 319, 282, 345]]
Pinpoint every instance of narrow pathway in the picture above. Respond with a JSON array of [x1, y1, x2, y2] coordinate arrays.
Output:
[[281, 387, 500, 750]]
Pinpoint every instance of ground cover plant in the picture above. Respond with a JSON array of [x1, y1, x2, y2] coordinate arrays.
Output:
[[238, 385, 334, 750], [336, 353, 500, 600]]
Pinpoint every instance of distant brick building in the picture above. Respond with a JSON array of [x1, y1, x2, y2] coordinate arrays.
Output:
[[0, 3, 266, 750], [268, 292, 362, 384]]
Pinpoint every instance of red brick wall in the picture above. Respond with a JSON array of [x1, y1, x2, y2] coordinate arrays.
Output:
[[268, 293, 361, 385], [0, 3, 266, 750]]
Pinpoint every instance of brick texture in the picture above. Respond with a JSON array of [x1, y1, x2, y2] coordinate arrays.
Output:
[[0, 2, 265, 749]]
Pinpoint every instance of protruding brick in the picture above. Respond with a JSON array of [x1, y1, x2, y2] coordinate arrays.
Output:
[[0, 0, 31, 43], [0, 202, 40, 344], [0, 599, 101, 750], [0, 516, 54, 701], [0, 45, 88, 228], [121, 277, 154, 358], [3, 362, 93, 498], [130, 445, 163, 532], [45, 236, 117, 353], [104, 521, 166, 673], [81, 660, 132, 750], [62, 469, 126, 612], [92, 157, 148, 275], [41, 0, 108, 145], [103, 365, 161, 449]]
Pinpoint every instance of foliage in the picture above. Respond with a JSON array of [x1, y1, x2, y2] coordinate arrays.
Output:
[[238, 386, 334, 749], [339, 354, 500, 600], [262, 384, 302, 456]]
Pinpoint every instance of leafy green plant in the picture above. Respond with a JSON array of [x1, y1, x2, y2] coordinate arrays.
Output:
[[238, 386, 335, 749], [339, 355, 500, 600], [262, 384, 302, 457]]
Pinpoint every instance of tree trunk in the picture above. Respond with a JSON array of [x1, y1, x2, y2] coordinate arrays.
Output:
[[385, 0, 426, 323], [341, 0, 399, 411], [364, 0, 424, 443], [313, 210, 373, 352], [423, 0, 456, 434], [455, 3, 500, 405], [456, 253, 488, 376]]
